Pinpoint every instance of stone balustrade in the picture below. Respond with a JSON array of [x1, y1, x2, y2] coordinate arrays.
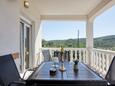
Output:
[[42, 48, 115, 77]]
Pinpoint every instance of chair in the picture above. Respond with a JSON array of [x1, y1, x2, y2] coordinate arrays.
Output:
[[0, 54, 25, 86], [105, 56, 115, 85], [42, 50, 51, 61]]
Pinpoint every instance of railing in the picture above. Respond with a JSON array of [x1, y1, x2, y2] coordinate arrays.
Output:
[[42, 48, 115, 77], [42, 48, 88, 63], [92, 48, 115, 76]]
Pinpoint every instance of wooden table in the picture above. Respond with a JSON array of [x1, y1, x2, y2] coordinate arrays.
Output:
[[26, 62, 107, 86]]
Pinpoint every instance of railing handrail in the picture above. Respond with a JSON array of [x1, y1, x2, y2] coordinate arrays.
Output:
[[42, 47, 86, 50], [93, 48, 115, 55]]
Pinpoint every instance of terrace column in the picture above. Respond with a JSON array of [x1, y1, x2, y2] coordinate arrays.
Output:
[[86, 19, 94, 66]]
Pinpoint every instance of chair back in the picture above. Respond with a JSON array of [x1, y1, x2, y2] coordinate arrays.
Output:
[[105, 56, 115, 85], [0, 54, 20, 86], [42, 50, 51, 61]]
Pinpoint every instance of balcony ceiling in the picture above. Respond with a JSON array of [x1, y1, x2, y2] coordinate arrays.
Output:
[[32, 0, 114, 20], [36, 0, 103, 15]]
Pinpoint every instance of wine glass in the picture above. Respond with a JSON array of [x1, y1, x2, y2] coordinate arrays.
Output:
[[52, 57, 59, 68]]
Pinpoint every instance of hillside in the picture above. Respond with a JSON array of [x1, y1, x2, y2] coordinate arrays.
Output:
[[94, 35, 115, 50], [42, 35, 115, 50]]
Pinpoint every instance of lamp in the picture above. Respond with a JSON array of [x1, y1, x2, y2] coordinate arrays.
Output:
[[24, 0, 29, 8]]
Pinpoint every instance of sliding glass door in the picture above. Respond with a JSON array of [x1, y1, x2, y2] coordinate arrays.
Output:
[[20, 20, 32, 72]]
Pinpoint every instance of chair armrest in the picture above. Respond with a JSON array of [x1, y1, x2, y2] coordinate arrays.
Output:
[[22, 68, 37, 79], [22, 64, 41, 79], [8, 81, 26, 86]]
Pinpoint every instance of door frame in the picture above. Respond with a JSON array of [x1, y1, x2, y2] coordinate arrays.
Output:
[[20, 17, 32, 72]]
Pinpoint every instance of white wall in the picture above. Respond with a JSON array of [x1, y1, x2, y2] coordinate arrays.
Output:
[[0, 0, 20, 55], [0, 0, 42, 68], [19, 0, 41, 67]]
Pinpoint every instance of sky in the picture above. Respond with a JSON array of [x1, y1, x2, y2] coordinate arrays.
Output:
[[42, 6, 115, 41]]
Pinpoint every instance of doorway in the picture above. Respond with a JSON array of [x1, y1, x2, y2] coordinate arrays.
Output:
[[20, 19, 32, 72]]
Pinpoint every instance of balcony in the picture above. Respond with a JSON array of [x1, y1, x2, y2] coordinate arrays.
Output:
[[42, 48, 115, 77], [0, 0, 115, 85]]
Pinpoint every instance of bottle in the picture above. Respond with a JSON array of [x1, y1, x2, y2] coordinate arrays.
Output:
[[73, 60, 79, 71]]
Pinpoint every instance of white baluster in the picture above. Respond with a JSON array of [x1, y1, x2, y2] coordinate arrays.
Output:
[[94, 51, 96, 69], [97, 52, 100, 71], [83, 50, 85, 63], [84, 50, 86, 64], [96, 51, 99, 71], [79, 50, 81, 62], [102, 53, 105, 76], [94, 51, 96, 70], [75, 50, 77, 60], [91, 50, 94, 68], [99, 52, 102, 73], [70, 50, 73, 62], [106, 54, 110, 73], [86, 49, 89, 64]]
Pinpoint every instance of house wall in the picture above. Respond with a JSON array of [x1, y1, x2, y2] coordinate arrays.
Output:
[[0, 0, 20, 55], [0, 0, 42, 70], [19, 0, 42, 67]]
